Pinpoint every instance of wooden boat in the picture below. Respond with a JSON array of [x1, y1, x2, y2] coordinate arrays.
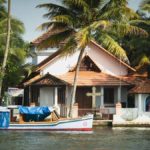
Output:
[[0, 106, 93, 131]]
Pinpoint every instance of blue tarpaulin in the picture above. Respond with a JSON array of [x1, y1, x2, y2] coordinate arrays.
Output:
[[0, 108, 10, 128], [18, 106, 53, 122]]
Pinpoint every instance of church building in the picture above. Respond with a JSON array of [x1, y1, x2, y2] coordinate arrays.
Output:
[[22, 31, 150, 120]]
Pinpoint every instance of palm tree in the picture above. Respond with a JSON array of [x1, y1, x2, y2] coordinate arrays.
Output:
[[37, 0, 148, 117], [0, 0, 31, 104], [0, 0, 11, 102]]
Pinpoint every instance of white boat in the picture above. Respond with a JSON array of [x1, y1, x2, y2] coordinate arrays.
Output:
[[0, 106, 93, 131]]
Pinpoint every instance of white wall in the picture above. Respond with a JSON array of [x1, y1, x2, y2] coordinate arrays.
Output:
[[39, 87, 54, 106], [32, 47, 58, 65], [37, 55, 49, 64], [86, 43, 128, 76], [135, 94, 150, 112], [41, 43, 129, 76], [43, 51, 80, 75]]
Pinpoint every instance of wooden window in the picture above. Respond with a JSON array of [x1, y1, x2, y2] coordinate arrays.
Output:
[[79, 56, 100, 72], [104, 88, 114, 104], [58, 87, 65, 104]]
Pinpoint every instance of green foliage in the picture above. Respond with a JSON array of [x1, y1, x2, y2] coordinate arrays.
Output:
[[140, 0, 150, 12], [120, 2, 150, 70]]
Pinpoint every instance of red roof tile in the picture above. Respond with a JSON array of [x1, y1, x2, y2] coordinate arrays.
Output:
[[129, 79, 150, 94], [57, 71, 130, 86], [31, 30, 66, 46], [33, 74, 68, 86]]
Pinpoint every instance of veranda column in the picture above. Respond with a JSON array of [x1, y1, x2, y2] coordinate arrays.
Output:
[[54, 87, 60, 114], [116, 86, 122, 115], [29, 86, 31, 105], [117, 86, 121, 102], [100, 87, 104, 107], [54, 87, 58, 106], [138, 94, 142, 114]]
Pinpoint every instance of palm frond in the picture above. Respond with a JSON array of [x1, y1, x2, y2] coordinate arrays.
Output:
[[53, 15, 74, 26], [64, 0, 90, 16], [140, 0, 150, 12], [97, 34, 129, 63], [9, 48, 26, 62], [37, 21, 68, 31], [100, 6, 139, 20], [135, 55, 150, 70], [37, 3, 67, 12], [112, 22, 148, 37], [37, 3, 70, 19], [60, 36, 77, 56], [139, 55, 150, 65], [90, 20, 111, 30], [75, 27, 91, 49], [129, 19, 150, 25]]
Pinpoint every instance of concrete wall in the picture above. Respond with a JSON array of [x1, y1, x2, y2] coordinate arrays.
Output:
[[135, 94, 150, 112], [121, 108, 138, 121], [39, 87, 54, 106]]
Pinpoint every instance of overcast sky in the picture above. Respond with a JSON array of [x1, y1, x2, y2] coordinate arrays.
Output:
[[11, 0, 142, 42]]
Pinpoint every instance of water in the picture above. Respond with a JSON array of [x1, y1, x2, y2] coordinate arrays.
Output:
[[0, 127, 150, 150]]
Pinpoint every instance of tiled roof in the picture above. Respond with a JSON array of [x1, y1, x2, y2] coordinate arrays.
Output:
[[23, 74, 42, 86], [23, 71, 131, 87], [121, 72, 148, 85], [31, 30, 66, 46], [32, 74, 67, 86], [57, 71, 130, 86], [129, 79, 150, 94]]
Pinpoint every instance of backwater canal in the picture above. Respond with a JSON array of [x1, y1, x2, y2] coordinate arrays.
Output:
[[0, 127, 150, 150]]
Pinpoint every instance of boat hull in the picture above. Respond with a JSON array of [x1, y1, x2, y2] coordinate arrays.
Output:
[[0, 114, 93, 131]]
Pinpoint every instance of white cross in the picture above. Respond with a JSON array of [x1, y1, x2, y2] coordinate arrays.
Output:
[[86, 86, 101, 108]]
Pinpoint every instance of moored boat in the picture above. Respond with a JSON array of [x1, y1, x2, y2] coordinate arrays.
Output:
[[0, 106, 93, 131]]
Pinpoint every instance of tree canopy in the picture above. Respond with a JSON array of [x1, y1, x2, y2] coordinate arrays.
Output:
[[37, 0, 148, 64]]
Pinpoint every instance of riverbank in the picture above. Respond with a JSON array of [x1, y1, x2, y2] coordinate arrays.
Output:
[[93, 120, 112, 126]]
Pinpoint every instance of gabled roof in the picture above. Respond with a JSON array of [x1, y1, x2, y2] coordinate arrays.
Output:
[[23, 74, 42, 86], [24, 73, 68, 86], [35, 40, 136, 72], [32, 73, 68, 86]]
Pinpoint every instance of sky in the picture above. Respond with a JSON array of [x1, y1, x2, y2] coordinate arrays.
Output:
[[11, 0, 142, 42]]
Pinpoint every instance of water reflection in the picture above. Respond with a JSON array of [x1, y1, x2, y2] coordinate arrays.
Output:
[[0, 127, 150, 150]]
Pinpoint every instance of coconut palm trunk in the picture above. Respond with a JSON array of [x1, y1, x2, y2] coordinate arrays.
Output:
[[68, 47, 85, 118], [0, 0, 11, 104]]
